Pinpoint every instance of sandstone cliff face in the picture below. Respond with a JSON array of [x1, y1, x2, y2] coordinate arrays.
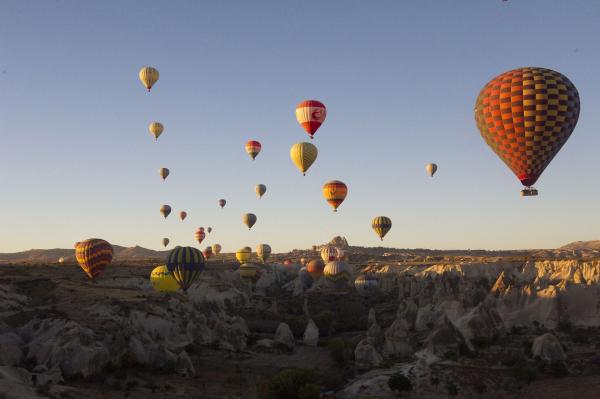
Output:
[[371, 260, 600, 330]]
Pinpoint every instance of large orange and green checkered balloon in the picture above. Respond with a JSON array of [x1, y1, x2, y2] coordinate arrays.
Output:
[[75, 238, 113, 279], [474, 67, 580, 187]]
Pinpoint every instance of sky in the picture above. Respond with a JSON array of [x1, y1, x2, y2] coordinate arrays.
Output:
[[0, 0, 599, 253]]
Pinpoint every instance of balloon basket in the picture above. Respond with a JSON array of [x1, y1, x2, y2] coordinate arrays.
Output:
[[520, 187, 538, 197]]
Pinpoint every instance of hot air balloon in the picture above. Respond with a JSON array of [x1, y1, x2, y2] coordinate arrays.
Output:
[[179, 211, 187, 221], [296, 100, 326, 139], [324, 261, 352, 286], [256, 244, 271, 263], [160, 205, 171, 219], [159, 167, 170, 181], [219, 199, 226, 209], [426, 163, 437, 177], [245, 140, 262, 160], [238, 263, 260, 283], [290, 142, 318, 176], [300, 257, 307, 266], [474, 67, 580, 196], [255, 184, 266, 198], [321, 246, 338, 263], [150, 265, 179, 292], [75, 239, 113, 279], [372, 216, 392, 241], [165, 246, 205, 292], [242, 213, 257, 230], [212, 244, 222, 255], [162, 238, 170, 247], [355, 274, 379, 296], [194, 228, 206, 245], [306, 259, 325, 281], [58, 257, 65, 264], [236, 247, 252, 263], [149, 122, 164, 141], [203, 246, 213, 260], [207, 227, 212, 234], [322, 180, 347, 212], [139, 66, 159, 91]]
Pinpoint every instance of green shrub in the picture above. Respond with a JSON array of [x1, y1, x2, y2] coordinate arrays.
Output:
[[257, 368, 315, 399], [297, 384, 320, 399], [387, 373, 412, 393], [313, 310, 335, 336], [328, 338, 357, 367], [446, 381, 458, 396]]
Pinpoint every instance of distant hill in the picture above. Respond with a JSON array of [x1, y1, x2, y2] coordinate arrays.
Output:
[[0, 245, 168, 264], [559, 240, 600, 251]]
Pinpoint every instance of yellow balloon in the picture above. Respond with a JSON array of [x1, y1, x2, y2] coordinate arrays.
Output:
[[139, 66, 159, 91], [290, 142, 318, 176], [235, 247, 251, 263], [150, 265, 179, 292], [149, 122, 164, 141]]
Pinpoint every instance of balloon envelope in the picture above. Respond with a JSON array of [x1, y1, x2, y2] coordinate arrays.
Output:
[[179, 211, 187, 221], [372, 216, 392, 241], [194, 228, 206, 245], [212, 244, 222, 255], [474, 67, 580, 189], [236, 247, 252, 263], [290, 142, 318, 176], [150, 265, 179, 292], [160, 205, 171, 219], [139, 66, 159, 91], [255, 184, 266, 198], [245, 140, 261, 160], [75, 238, 113, 279], [165, 246, 205, 292], [219, 199, 226, 208], [243, 213, 257, 230], [426, 163, 437, 177], [322, 180, 347, 212], [256, 244, 271, 263], [162, 238, 170, 247], [295, 100, 326, 139], [149, 122, 164, 140], [159, 168, 170, 181]]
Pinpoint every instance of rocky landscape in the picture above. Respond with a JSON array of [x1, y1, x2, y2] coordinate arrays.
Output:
[[1, 239, 600, 398]]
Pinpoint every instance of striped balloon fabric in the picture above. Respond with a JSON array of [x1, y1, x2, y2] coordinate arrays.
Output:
[[245, 140, 262, 160], [475, 67, 580, 188], [355, 274, 379, 296], [372, 216, 392, 241], [165, 246, 205, 292], [322, 180, 347, 212], [324, 261, 352, 283], [320, 246, 339, 263], [295, 100, 327, 139], [290, 142, 318, 176], [75, 238, 113, 279], [139, 66, 159, 91]]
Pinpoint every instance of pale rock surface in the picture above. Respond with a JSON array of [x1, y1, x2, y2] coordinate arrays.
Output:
[[274, 322, 295, 351], [382, 318, 412, 357], [532, 333, 566, 364], [303, 319, 319, 347]]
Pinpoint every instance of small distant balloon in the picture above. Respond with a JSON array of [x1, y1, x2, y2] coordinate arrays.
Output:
[[162, 238, 170, 247], [255, 184, 266, 198], [194, 228, 206, 245], [245, 140, 262, 160], [296, 100, 326, 139], [256, 244, 271, 263], [207, 227, 212, 234], [219, 199, 226, 209], [139, 66, 159, 91], [160, 205, 171, 219], [322, 180, 347, 212], [179, 211, 187, 221], [372, 216, 392, 241], [290, 142, 318, 176], [149, 122, 164, 141], [236, 247, 251, 264], [426, 163, 437, 177], [159, 167, 170, 181], [212, 244, 222, 255], [203, 246, 213, 260], [243, 213, 257, 230]]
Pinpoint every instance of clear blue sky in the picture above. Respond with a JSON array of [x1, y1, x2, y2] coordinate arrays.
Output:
[[0, 0, 599, 253]]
